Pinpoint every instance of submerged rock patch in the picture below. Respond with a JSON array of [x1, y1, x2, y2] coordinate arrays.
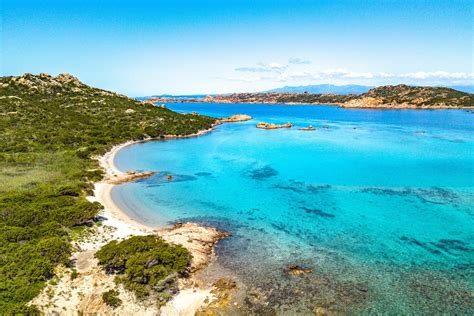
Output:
[[300, 206, 335, 218], [273, 180, 332, 195], [360, 186, 460, 205], [400, 236, 471, 256], [145, 172, 198, 186], [244, 165, 278, 180], [195, 172, 213, 177]]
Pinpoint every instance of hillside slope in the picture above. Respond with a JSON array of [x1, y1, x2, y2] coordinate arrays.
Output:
[[0, 73, 215, 313], [344, 84, 474, 108]]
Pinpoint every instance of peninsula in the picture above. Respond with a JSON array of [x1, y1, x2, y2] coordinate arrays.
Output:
[[0, 73, 233, 314]]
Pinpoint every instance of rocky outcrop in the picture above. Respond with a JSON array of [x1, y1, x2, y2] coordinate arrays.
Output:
[[256, 122, 293, 129], [159, 223, 230, 271], [299, 125, 316, 131], [219, 114, 252, 122], [7, 73, 124, 98], [106, 171, 156, 185], [287, 265, 313, 276]]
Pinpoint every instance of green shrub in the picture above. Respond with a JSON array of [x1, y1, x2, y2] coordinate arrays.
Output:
[[102, 290, 122, 308], [70, 269, 78, 280], [96, 235, 191, 300]]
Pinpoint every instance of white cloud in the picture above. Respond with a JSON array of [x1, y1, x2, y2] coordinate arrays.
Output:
[[321, 68, 349, 76], [342, 72, 374, 79], [289, 57, 311, 65], [268, 62, 282, 69], [275, 71, 314, 82], [230, 63, 473, 85], [400, 71, 473, 80], [234, 66, 272, 73], [235, 61, 287, 73], [226, 76, 263, 82]]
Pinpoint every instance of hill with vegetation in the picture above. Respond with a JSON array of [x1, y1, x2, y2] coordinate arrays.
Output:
[[154, 84, 473, 108], [343, 84, 474, 108], [0, 73, 215, 313]]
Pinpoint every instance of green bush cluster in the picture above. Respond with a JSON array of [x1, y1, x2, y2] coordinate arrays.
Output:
[[102, 290, 122, 308], [96, 235, 190, 302], [0, 74, 215, 313]]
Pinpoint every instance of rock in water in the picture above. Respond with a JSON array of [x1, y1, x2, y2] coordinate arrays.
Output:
[[288, 265, 312, 276], [256, 122, 293, 129]]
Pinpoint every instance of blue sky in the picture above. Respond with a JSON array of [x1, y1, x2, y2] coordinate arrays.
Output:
[[2, 0, 473, 95]]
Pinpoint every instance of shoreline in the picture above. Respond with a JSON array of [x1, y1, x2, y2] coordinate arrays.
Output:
[[32, 125, 234, 315], [94, 125, 219, 233], [148, 99, 472, 109]]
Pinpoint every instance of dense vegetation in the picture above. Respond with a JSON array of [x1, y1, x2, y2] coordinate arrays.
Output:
[[102, 289, 122, 308], [361, 84, 474, 107], [95, 236, 190, 303], [0, 73, 215, 313]]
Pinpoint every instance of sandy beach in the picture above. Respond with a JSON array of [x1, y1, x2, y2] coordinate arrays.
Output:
[[32, 127, 235, 315]]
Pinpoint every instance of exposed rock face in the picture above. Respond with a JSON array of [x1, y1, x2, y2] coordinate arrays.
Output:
[[256, 122, 293, 129], [6, 73, 124, 97], [159, 223, 230, 271], [195, 278, 238, 315], [55, 73, 81, 84], [125, 108, 135, 114], [219, 114, 252, 122]]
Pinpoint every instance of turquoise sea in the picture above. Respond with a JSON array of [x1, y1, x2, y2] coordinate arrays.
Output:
[[114, 103, 474, 314]]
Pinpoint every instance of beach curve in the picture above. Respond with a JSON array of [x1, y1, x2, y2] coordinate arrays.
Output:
[[32, 125, 236, 315]]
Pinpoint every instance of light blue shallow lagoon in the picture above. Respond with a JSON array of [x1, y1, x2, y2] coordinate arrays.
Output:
[[114, 103, 474, 314]]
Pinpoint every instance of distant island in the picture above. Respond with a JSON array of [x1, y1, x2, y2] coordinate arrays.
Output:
[[147, 85, 474, 109]]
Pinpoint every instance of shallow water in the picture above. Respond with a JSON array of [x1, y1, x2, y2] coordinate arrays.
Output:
[[114, 103, 474, 314]]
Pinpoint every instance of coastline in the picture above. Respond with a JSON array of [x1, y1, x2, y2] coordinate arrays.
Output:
[[150, 99, 472, 109], [32, 126, 235, 315], [94, 125, 219, 234]]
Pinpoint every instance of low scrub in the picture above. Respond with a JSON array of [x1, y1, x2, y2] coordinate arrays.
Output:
[[96, 235, 191, 303]]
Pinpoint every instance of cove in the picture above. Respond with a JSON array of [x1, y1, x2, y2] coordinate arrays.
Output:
[[113, 103, 474, 314]]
